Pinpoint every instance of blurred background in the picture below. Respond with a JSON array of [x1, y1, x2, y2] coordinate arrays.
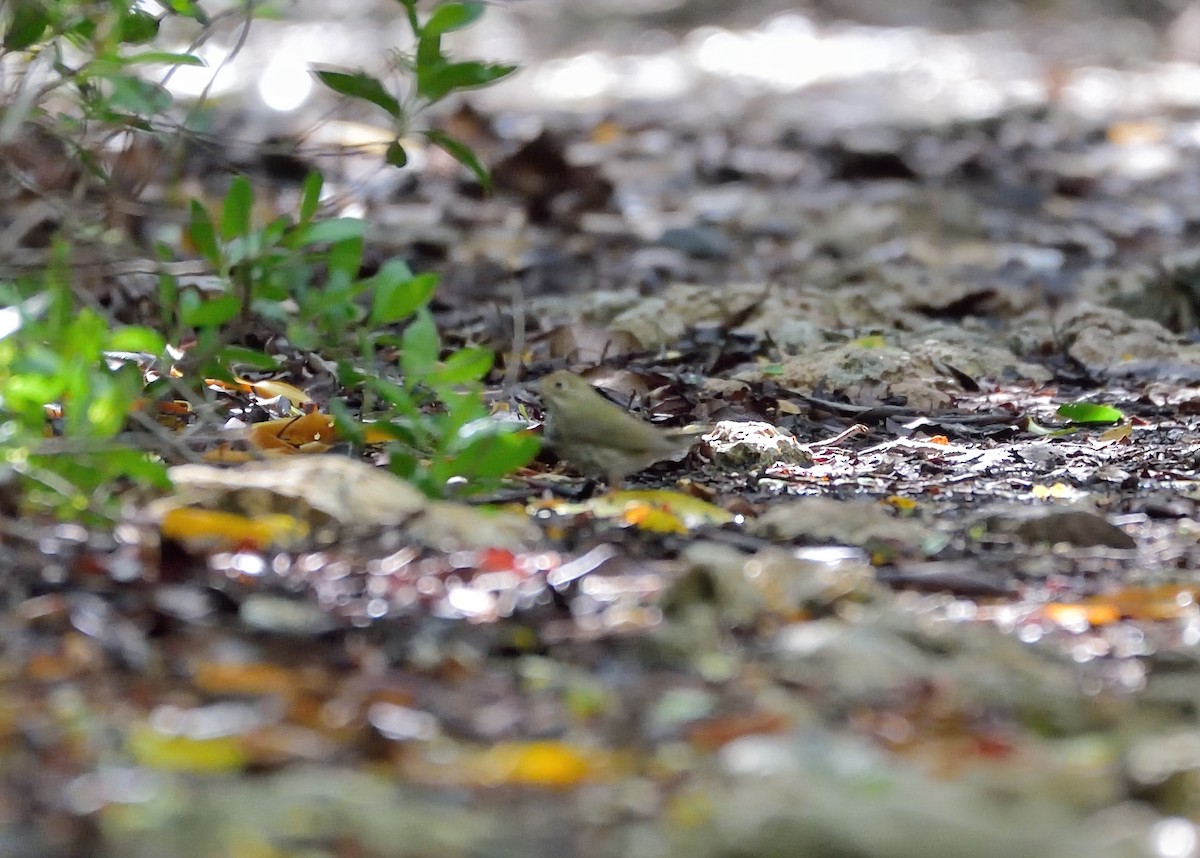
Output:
[[169, 0, 1200, 138]]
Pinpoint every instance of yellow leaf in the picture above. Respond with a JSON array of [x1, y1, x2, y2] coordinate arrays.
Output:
[[621, 501, 688, 534], [536, 490, 734, 532], [475, 740, 597, 788], [611, 490, 734, 529], [161, 507, 309, 551], [1031, 482, 1074, 499], [1099, 422, 1132, 443], [128, 723, 248, 773]]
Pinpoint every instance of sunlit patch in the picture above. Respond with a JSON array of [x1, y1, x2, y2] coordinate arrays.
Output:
[[63, 768, 160, 815], [1110, 141, 1178, 180], [259, 55, 313, 112], [165, 43, 235, 99], [1157, 63, 1200, 108], [533, 53, 616, 101], [1062, 67, 1124, 115], [624, 54, 691, 100], [952, 78, 1005, 119], [689, 17, 914, 93], [1151, 817, 1198, 858], [368, 702, 440, 742]]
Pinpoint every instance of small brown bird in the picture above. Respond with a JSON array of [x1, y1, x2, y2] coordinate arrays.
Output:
[[537, 369, 703, 486]]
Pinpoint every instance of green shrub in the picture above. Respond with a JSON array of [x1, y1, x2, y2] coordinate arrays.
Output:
[[184, 173, 539, 497], [313, 0, 516, 184], [0, 0, 531, 519], [0, 249, 171, 521]]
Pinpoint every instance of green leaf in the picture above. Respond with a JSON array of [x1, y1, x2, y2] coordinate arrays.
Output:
[[424, 2, 485, 36], [260, 215, 291, 249], [180, 293, 241, 328], [299, 172, 323, 224], [122, 51, 207, 67], [394, 0, 421, 33], [290, 218, 365, 248], [107, 326, 166, 355], [401, 308, 440, 382], [449, 426, 540, 480], [105, 75, 172, 114], [374, 422, 421, 449], [1057, 402, 1124, 425], [221, 176, 253, 240], [416, 32, 443, 75], [222, 233, 257, 268], [387, 448, 422, 484], [439, 389, 487, 434], [422, 129, 492, 190], [418, 60, 516, 101], [64, 16, 97, 44], [326, 236, 364, 287], [285, 322, 317, 351], [1024, 417, 1076, 438], [119, 10, 160, 44], [157, 270, 178, 324], [311, 68, 402, 119], [378, 257, 415, 281], [431, 346, 492, 386], [82, 372, 139, 438], [385, 139, 408, 168], [8, 362, 64, 402], [370, 267, 437, 325], [216, 345, 278, 370], [187, 200, 220, 266], [107, 450, 172, 489], [3, 1, 50, 51], [329, 399, 366, 448], [161, 0, 211, 25], [368, 376, 422, 417]]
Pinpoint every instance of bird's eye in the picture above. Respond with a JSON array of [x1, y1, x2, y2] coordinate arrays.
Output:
[[553, 380, 567, 390]]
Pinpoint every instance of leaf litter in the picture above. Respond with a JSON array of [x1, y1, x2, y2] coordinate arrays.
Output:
[[15, 2, 1200, 857]]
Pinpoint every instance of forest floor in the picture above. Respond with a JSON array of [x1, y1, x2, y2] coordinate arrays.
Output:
[[8, 3, 1200, 857]]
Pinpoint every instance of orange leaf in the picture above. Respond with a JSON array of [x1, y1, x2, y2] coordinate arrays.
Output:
[[192, 661, 301, 697], [1042, 602, 1121, 628], [247, 412, 339, 452], [688, 711, 790, 752], [204, 377, 246, 394], [248, 379, 312, 406], [201, 445, 254, 463]]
